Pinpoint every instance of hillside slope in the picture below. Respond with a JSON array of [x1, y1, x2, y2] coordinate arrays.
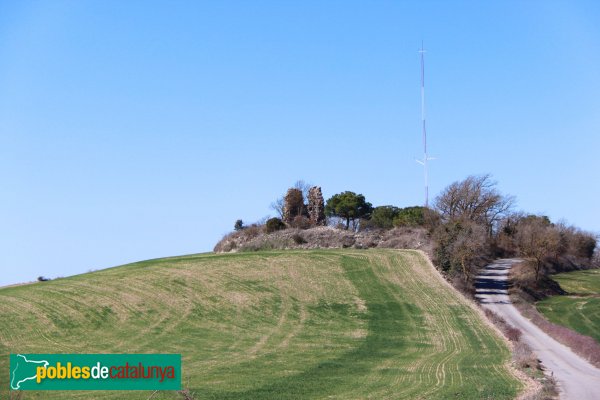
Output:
[[1, 249, 522, 399], [537, 269, 600, 343]]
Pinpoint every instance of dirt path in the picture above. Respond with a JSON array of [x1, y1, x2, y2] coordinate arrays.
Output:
[[475, 259, 600, 400]]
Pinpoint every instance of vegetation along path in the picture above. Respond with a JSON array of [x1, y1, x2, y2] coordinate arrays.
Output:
[[475, 259, 600, 400], [1, 249, 521, 399]]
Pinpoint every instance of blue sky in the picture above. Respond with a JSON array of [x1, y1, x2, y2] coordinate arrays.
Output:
[[1, 1, 599, 286]]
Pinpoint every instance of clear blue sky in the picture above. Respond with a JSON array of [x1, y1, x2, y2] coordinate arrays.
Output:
[[1, 1, 599, 286]]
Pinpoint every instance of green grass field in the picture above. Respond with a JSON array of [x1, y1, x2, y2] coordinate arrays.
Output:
[[537, 269, 600, 343], [1, 249, 522, 399]]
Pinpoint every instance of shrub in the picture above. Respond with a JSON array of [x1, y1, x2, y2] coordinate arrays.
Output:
[[234, 219, 244, 231], [505, 326, 522, 342], [512, 341, 538, 369], [292, 233, 307, 244], [483, 309, 522, 342], [367, 206, 400, 229], [432, 219, 487, 281], [240, 240, 278, 252], [569, 231, 597, 259], [393, 206, 426, 227], [451, 274, 476, 298], [265, 217, 286, 233], [224, 241, 237, 252], [290, 215, 311, 229]]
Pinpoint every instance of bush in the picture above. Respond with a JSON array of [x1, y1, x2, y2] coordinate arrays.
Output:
[[569, 231, 597, 259], [292, 233, 307, 244], [483, 309, 522, 342], [234, 219, 244, 231], [368, 206, 400, 229], [505, 326, 522, 342], [243, 224, 263, 238], [451, 274, 476, 298], [394, 206, 426, 227], [265, 217, 286, 233], [432, 219, 487, 281], [512, 341, 538, 369], [240, 239, 281, 251], [222, 240, 237, 252], [290, 215, 311, 229], [361, 206, 430, 230]]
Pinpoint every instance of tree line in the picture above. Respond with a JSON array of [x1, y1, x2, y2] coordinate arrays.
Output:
[[431, 174, 597, 285], [234, 180, 428, 233], [232, 176, 597, 285]]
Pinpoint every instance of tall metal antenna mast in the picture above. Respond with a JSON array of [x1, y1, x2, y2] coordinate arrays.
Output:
[[416, 42, 434, 208]]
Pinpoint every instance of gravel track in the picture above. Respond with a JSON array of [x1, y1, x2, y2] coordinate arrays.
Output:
[[475, 259, 600, 400]]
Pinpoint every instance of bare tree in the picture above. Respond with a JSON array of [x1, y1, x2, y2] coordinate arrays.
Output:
[[434, 174, 514, 237], [450, 221, 487, 282], [293, 180, 312, 203], [270, 180, 311, 219], [515, 217, 561, 281], [432, 219, 486, 281], [555, 222, 597, 260], [270, 196, 284, 219]]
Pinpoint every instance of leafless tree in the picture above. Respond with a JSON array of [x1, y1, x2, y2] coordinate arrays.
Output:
[[293, 180, 312, 203], [515, 217, 561, 281], [434, 174, 514, 237], [554, 222, 597, 260], [432, 218, 486, 281], [450, 221, 487, 282], [270, 180, 312, 219], [270, 196, 284, 219]]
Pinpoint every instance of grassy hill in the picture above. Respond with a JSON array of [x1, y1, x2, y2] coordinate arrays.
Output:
[[1, 249, 522, 399], [537, 269, 600, 343]]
